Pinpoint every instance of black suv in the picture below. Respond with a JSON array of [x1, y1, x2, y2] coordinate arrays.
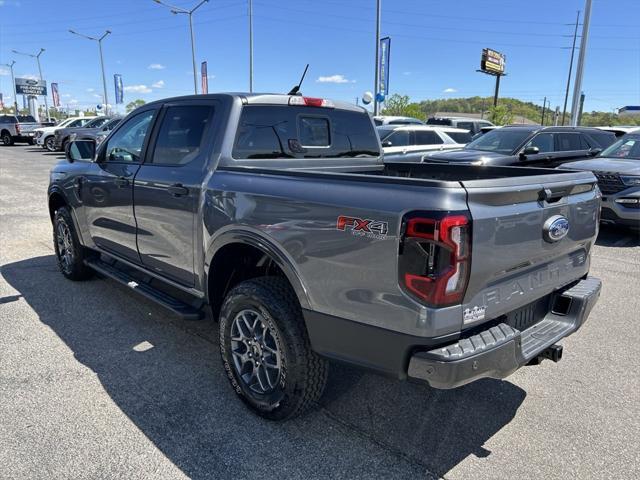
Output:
[[423, 125, 617, 167]]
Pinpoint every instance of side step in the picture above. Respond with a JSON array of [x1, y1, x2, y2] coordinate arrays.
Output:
[[85, 258, 203, 320]]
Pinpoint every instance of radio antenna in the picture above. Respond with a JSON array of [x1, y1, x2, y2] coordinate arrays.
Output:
[[288, 64, 309, 96]]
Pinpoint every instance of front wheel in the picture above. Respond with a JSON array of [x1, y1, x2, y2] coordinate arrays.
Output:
[[219, 277, 328, 421], [53, 206, 93, 281], [44, 136, 56, 152], [1, 131, 13, 146], [28, 138, 35, 145]]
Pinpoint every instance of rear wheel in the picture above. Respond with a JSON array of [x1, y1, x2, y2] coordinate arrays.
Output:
[[1, 131, 13, 146], [44, 136, 56, 152], [219, 277, 328, 421], [53, 206, 93, 281]]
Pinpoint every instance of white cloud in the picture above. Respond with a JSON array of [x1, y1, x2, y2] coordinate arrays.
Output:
[[443, 87, 457, 93], [148, 63, 166, 70], [61, 93, 72, 98], [86, 88, 95, 92], [207, 74, 215, 80], [403, 71, 411, 76], [316, 74, 354, 84], [151, 80, 165, 88], [0, 67, 10, 76], [68, 99, 79, 105], [124, 84, 152, 94], [92, 94, 102, 99], [19, 73, 39, 80]]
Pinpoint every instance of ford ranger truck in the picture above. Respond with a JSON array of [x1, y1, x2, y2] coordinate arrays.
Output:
[[48, 93, 602, 421]]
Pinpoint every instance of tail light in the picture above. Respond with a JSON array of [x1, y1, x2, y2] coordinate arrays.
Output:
[[288, 96, 335, 108], [15, 124, 21, 134], [399, 213, 471, 306]]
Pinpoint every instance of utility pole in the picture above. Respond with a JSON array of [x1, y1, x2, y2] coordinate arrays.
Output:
[[153, 0, 209, 95], [69, 30, 111, 115], [373, 0, 381, 115], [12, 48, 51, 121], [562, 10, 580, 126], [541, 96, 547, 125], [577, 92, 585, 125], [571, 0, 592, 126], [249, 0, 254, 92], [1, 60, 19, 114]]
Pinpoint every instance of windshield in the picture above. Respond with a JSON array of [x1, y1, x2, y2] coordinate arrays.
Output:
[[599, 136, 640, 159], [464, 128, 532, 155], [84, 117, 110, 128]]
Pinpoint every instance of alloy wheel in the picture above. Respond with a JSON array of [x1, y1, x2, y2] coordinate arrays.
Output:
[[56, 220, 74, 272]]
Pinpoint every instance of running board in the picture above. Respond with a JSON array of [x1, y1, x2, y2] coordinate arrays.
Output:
[[84, 258, 203, 320]]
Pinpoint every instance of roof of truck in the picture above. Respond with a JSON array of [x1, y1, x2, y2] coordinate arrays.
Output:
[[142, 93, 365, 113]]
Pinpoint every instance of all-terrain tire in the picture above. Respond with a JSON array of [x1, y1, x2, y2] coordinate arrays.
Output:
[[219, 277, 328, 421], [1, 131, 13, 146], [53, 206, 94, 281]]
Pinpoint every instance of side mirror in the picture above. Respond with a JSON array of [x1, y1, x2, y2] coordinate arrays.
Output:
[[382, 140, 392, 147], [520, 146, 539, 158], [66, 140, 96, 163], [589, 147, 602, 156]]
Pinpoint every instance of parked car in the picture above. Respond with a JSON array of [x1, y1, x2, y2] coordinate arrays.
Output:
[[49, 93, 601, 421], [426, 116, 494, 136], [471, 125, 499, 140], [69, 117, 122, 143], [423, 125, 616, 167], [559, 132, 640, 230], [595, 126, 640, 138], [373, 115, 424, 126], [52, 116, 114, 151], [378, 125, 472, 160], [35, 116, 96, 152], [0, 114, 42, 145]]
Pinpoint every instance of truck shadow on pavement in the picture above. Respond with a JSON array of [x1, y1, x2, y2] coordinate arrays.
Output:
[[2, 255, 527, 479], [596, 225, 640, 247]]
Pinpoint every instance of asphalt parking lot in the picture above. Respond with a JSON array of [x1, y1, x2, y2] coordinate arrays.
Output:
[[1, 145, 639, 479]]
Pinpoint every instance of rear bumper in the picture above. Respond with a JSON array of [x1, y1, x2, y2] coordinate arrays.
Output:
[[407, 277, 601, 388]]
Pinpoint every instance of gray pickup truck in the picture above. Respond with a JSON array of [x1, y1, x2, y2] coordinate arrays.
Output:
[[48, 93, 602, 420], [0, 114, 42, 145]]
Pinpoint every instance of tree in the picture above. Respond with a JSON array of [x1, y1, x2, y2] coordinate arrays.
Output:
[[126, 99, 146, 113], [381, 94, 426, 120], [487, 105, 514, 125]]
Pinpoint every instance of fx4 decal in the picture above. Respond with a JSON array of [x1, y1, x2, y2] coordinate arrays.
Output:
[[336, 215, 389, 240]]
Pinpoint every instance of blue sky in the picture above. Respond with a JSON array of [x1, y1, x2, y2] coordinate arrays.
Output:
[[1, 0, 638, 114]]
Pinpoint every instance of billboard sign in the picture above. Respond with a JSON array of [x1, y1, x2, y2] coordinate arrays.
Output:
[[51, 83, 60, 107], [201, 61, 208, 94], [114, 74, 124, 104], [378, 37, 391, 100], [480, 48, 505, 75], [15, 77, 47, 96]]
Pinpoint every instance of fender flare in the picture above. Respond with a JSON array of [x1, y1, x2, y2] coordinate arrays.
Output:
[[203, 227, 312, 310]]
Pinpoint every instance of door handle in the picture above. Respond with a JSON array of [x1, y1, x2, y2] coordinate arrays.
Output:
[[167, 183, 189, 197], [115, 177, 129, 188]]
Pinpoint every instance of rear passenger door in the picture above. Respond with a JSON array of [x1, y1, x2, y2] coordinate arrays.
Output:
[[133, 100, 218, 287], [551, 132, 592, 166]]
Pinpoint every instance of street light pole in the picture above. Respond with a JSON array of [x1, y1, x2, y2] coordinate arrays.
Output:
[[249, 0, 254, 93], [68, 29, 112, 115], [373, 0, 381, 115], [561, 10, 580, 126], [571, 0, 593, 126], [12, 48, 51, 121], [153, 0, 209, 95], [1, 60, 19, 114]]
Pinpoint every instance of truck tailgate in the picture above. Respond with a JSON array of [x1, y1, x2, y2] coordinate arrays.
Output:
[[460, 170, 600, 326]]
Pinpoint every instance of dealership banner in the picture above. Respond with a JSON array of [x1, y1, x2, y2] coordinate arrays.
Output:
[[378, 37, 391, 100], [114, 74, 124, 104], [51, 83, 60, 107], [15, 77, 47, 96], [201, 61, 208, 94]]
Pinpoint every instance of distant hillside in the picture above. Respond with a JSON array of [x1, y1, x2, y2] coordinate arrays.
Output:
[[382, 94, 640, 127]]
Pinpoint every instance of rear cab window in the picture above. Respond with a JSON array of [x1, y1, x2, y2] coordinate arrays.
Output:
[[446, 131, 472, 144], [232, 105, 380, 159]]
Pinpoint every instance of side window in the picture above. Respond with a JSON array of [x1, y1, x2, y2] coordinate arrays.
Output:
[[556, 133, 583, 151], [387, 130, 410, 147], [414, 130, 443, 145], [151, 105, 212, 165], [526, 133, 554, 153], [104, 110, 155, 163], [456, 121, 474, 132], [68, 119, 85, 127]]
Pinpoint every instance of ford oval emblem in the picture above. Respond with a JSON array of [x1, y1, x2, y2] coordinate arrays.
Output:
[[543, 215, 570, 243]]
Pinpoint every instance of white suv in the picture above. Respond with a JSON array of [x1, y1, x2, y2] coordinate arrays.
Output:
[[35, 116, 95, 151], [377, 125, 472, 157]]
